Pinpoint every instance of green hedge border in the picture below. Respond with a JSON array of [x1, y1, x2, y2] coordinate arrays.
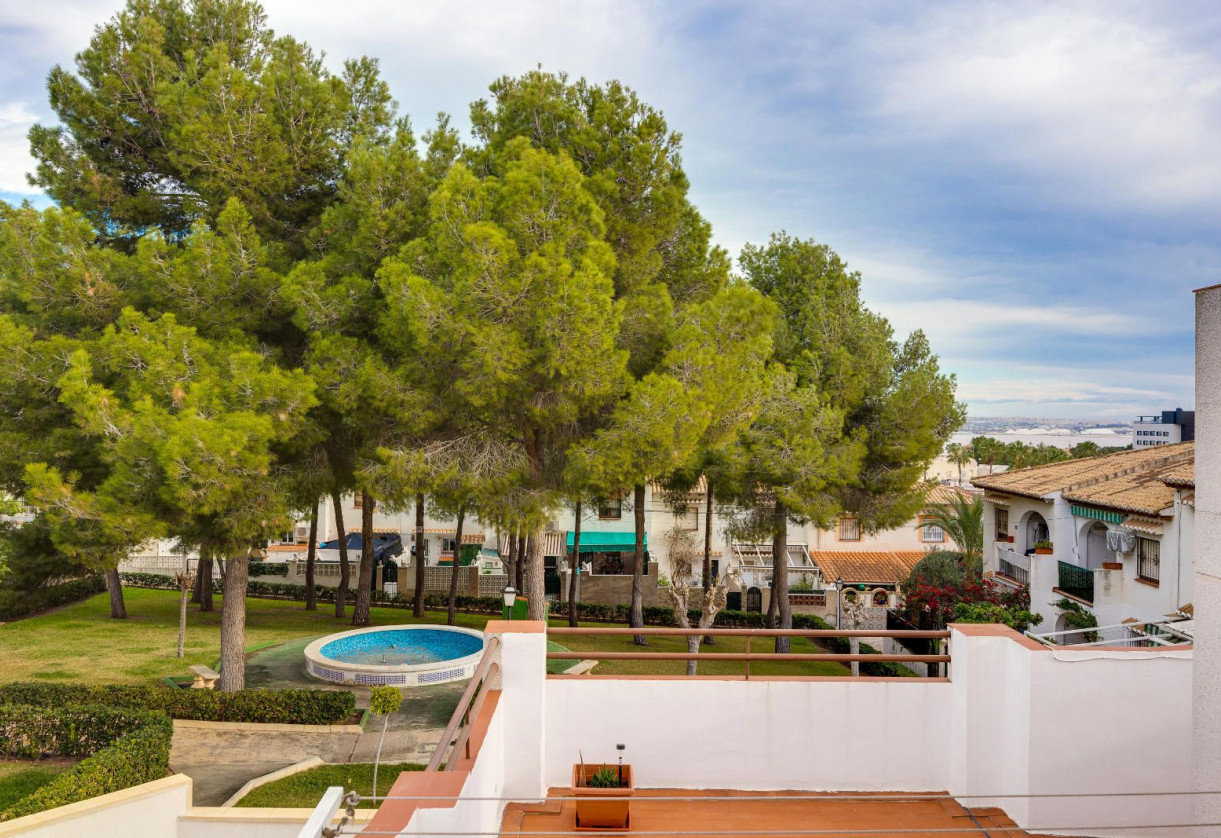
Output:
[[0, 575, 106, 621], [0, 683, 356, 726], [0, 703, 172, 822]]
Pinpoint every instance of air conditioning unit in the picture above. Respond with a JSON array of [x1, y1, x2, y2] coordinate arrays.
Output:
[[294, 525, 312, 543]]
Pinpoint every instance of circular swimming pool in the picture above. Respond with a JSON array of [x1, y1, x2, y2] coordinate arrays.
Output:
[[304, 625, 485, 687]]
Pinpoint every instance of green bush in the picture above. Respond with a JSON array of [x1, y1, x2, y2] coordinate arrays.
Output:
[[0, 683, 355, 726], [0, 704, 158, 759], [0, 575, 106, 620], [248, 561, 289, 577], [0, 705, 172, 822]]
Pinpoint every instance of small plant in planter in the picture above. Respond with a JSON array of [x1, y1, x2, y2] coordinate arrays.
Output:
[[573, 747, 633, 829], [1034, 540, 1054, 554]]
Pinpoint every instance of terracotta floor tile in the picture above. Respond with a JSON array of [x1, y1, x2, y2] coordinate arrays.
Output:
[[500, 789, 1029, 838]]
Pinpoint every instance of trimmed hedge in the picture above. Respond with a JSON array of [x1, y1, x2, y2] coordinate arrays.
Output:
[[0, 704, 172, 821], [119, 572, 508, 614], [0, 683, 356, 726], [248, 561, 289, 577], [0, 575, 106, 620]]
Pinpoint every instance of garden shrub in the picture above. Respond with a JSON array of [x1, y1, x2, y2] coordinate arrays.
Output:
[[0, 704, 172, 822], [0, 575, 106, 620], [0, 683, 355, 726], [248, 561, 289, 577]]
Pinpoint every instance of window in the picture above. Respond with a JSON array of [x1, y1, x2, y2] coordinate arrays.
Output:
[[837, 516, 860, 541], [1138, 537, 1160, 585], [995, 508, 1009, 541], [920, 516, 945, 543], [442, 538, 456, 554], [674, 506, 699, 531], [598, 498, 623, 520]]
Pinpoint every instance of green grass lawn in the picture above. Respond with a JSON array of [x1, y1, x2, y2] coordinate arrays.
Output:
[[0, 762, 74, 811], [234, 762, 424, 808], [0, 588, 849, 685]]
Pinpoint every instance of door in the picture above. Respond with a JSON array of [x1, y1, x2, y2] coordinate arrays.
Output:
[[746, 586, 763, 613]]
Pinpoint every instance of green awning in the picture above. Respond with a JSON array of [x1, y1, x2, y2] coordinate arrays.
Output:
[[565, 531, 647, 553], [1071, 505, 1123, 524]]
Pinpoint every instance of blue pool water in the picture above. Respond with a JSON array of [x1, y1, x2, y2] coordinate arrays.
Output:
[[319, 629, 483, 666]]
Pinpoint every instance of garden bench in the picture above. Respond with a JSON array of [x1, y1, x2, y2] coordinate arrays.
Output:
[[189, 664, 220, 690]]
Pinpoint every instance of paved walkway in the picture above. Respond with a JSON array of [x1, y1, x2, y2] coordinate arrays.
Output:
[[172, 636, 467, 806]]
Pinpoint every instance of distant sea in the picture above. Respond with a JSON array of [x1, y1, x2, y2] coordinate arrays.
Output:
[[950, 429, 1127, 450]]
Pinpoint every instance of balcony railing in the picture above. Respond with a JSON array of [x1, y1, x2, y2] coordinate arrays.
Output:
[[994, 546, 1030, 586], [1057, 561, 1094, 604], [546, 627, 950, 679]]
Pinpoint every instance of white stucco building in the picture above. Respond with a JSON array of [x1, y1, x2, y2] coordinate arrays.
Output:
[[973, 443, 1194, 636]]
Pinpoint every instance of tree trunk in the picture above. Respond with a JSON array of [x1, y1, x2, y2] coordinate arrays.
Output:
[[524, 529, 547, 621], [190, 558, 202, 604], [503, 533, 517, 594], [412, 495, 426, 618], [630, 483, 646, 645], [105, 567, 127, 619], [568, 501, 581, 627], [447, 507, 466, 626], [177, 582, 189, 658], [218, 553, 248, 692], [686, 634, 700, 676], [304, 506, 318, 611], [772, 500, 791, 654], [352, 490, 375, 626], [703, 484, 715, 646], [197, 555, 214, 612], [333, 492, 349, 619], [515, 533, 525, 593]]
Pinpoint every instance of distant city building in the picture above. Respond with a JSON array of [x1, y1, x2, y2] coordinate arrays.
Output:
[[1131, 407, 1195, 448]]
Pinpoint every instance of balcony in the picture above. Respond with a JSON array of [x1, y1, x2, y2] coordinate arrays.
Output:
[[1057, 560, 1094, 604], [994, 545, 1030, 586]]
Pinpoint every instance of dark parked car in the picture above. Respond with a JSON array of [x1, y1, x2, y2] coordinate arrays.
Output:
[[317, 531, 404, 564]]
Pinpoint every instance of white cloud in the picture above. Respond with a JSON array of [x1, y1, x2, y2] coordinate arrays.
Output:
[[867, 4, 1221, 212], [0, 102, 37, 193]]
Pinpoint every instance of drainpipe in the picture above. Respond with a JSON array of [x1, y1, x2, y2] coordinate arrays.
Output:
[[1175, 494, 1183, 612]]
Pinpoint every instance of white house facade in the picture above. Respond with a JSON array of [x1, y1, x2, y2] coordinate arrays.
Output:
[[973, 442, 1194, 637]]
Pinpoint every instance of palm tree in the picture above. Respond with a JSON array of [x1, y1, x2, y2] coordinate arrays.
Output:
[[945, 443, 973, 486], [921, 494, 984, 576]]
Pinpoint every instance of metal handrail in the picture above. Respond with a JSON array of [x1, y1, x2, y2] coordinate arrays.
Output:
[[548, 627, 949, 638], [546, 627, 950, 678], [547, 651, 948, 663], [425, 636, 501, 772]]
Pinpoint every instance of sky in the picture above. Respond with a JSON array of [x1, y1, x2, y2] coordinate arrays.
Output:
[[0, 1, 1214, 422]]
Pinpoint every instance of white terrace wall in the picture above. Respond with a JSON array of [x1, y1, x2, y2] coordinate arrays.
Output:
[[0, 775, 191, 838], [951, 629, 1193, 837], [546, 677, 952, 791], [537, 625, 1194, 838]]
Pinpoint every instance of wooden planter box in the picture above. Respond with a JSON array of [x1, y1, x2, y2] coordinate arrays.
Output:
[[573, 764, 633, 829]]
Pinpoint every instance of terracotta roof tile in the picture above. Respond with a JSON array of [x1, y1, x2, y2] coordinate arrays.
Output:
[[924, 484, 977, 506], [1062, 457, 1193, 516], [1160, 462, 1195, 488], [970, 442, 1193, 500], [810, 550, 928, 585]]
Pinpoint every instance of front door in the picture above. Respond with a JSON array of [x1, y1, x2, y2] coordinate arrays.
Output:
[[746, 586, 763, 613]]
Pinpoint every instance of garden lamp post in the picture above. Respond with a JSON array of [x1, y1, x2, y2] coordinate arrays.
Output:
[[835, 577, 844, 630], [502, 585, 516, 621]]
